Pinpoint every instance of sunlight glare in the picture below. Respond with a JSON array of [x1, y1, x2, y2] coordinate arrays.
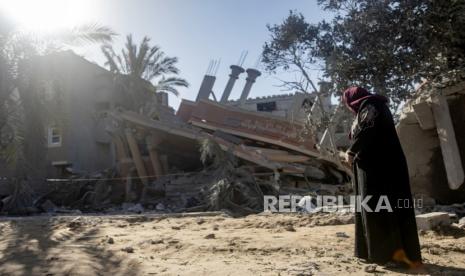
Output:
[[0, 0, 96, 31]]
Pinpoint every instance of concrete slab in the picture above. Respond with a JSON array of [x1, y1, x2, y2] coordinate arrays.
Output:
[[416, 212, 451, 230]]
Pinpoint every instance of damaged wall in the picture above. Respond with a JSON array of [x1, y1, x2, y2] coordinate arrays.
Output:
[[397, 82, 465, 203]]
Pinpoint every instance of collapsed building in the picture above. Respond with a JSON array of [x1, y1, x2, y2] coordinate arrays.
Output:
[[105, 64, 352, 212], [0, 52, 353, 215]]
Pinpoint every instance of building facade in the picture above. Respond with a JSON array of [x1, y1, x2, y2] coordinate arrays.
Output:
[[29, 51, 169, 177]]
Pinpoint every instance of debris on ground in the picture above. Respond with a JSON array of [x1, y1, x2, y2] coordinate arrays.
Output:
[[1, 212, 465, 275], [121, 246, 134, 253], [364, 264, 378, 273], [416, 212, 452, 231], [204, 233, 215, 239], [336, 232, 349, 238]]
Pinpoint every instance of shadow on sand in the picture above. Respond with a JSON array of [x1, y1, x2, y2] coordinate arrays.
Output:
[[0, 216, 141, 275], [382, 262, 465, 275]]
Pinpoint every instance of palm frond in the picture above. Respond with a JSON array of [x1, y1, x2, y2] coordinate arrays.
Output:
[[52, 23, 116, 46], [100, 33, 187, 111], [155, 76, 189, 96], [124, 34, 138, 76], [134, 36, 151, 77], [101, 44, 120, 73], [147, 56, 179, 80], [157, 76, 189, 87], [140, 44, 161, 77]]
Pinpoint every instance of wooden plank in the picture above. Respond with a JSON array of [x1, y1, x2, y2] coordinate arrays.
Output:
[[431, 95, 464, 189]]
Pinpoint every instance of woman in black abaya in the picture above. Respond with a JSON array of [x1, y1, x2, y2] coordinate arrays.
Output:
[[342, 87, 422, 268]]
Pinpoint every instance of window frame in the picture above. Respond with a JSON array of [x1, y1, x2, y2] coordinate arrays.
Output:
[[47, 126, 62, 147]]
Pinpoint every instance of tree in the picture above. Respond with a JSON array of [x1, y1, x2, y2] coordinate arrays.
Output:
[[317, 0, 465, 107], [262, 11, 339, 153], [264, 1, 465, 111], [262, 11, 323, 96], [101, 35, 188, 114]]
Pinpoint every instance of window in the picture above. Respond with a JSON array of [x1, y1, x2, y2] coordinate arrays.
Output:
[[256, 101, 277, 112], [48, 126, 62, 147]]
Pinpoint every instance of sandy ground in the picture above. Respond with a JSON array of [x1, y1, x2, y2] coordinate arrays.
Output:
[[0, 212, 465, 276]]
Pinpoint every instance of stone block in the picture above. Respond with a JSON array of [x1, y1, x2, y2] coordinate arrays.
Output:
[[416, 212, 451, 230]]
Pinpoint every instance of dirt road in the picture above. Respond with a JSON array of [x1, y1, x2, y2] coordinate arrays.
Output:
[[0, 212, 464, 275]]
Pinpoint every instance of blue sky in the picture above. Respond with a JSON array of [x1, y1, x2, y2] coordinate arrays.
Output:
[[3, 0, 333, 109]]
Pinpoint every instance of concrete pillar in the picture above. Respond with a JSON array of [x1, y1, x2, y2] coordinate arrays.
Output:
[[146, 135, 163, 179], [112, 134, 132, 178], [157, 91, 169, 106], [125, 129, 149, 186], [239, 68, 261, 105], [431, 95, 464, 190], [196, 75, 216, 102], [160, 155, 169, 175], [220, 65, 245, 103]]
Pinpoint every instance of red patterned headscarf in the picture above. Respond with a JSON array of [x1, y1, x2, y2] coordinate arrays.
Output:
[[342, 86, 388, 114]]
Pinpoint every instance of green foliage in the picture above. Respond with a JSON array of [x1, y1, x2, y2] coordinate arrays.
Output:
[[263, 1, 465, 108], [262, 11, 321, 94], [101, 34, 188, 100], [317, 0, 465, 107]]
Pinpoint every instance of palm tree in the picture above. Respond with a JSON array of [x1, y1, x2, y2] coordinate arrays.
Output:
[[101, 34, 188, 113]]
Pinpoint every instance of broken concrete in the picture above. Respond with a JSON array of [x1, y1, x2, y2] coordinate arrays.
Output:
[[397, 81, 465, 203], [416, 212, 451, 230]]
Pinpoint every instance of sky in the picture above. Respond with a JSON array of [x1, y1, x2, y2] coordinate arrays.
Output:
[[1, 0, 333, 109]]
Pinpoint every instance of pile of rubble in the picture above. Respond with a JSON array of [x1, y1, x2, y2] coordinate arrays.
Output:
[[0, 170, 122, 215], [0, 98, 351, 216], [94, 97, 352, 215]]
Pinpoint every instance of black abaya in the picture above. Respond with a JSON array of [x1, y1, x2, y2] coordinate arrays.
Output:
[[348, 97, 421, 264]]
